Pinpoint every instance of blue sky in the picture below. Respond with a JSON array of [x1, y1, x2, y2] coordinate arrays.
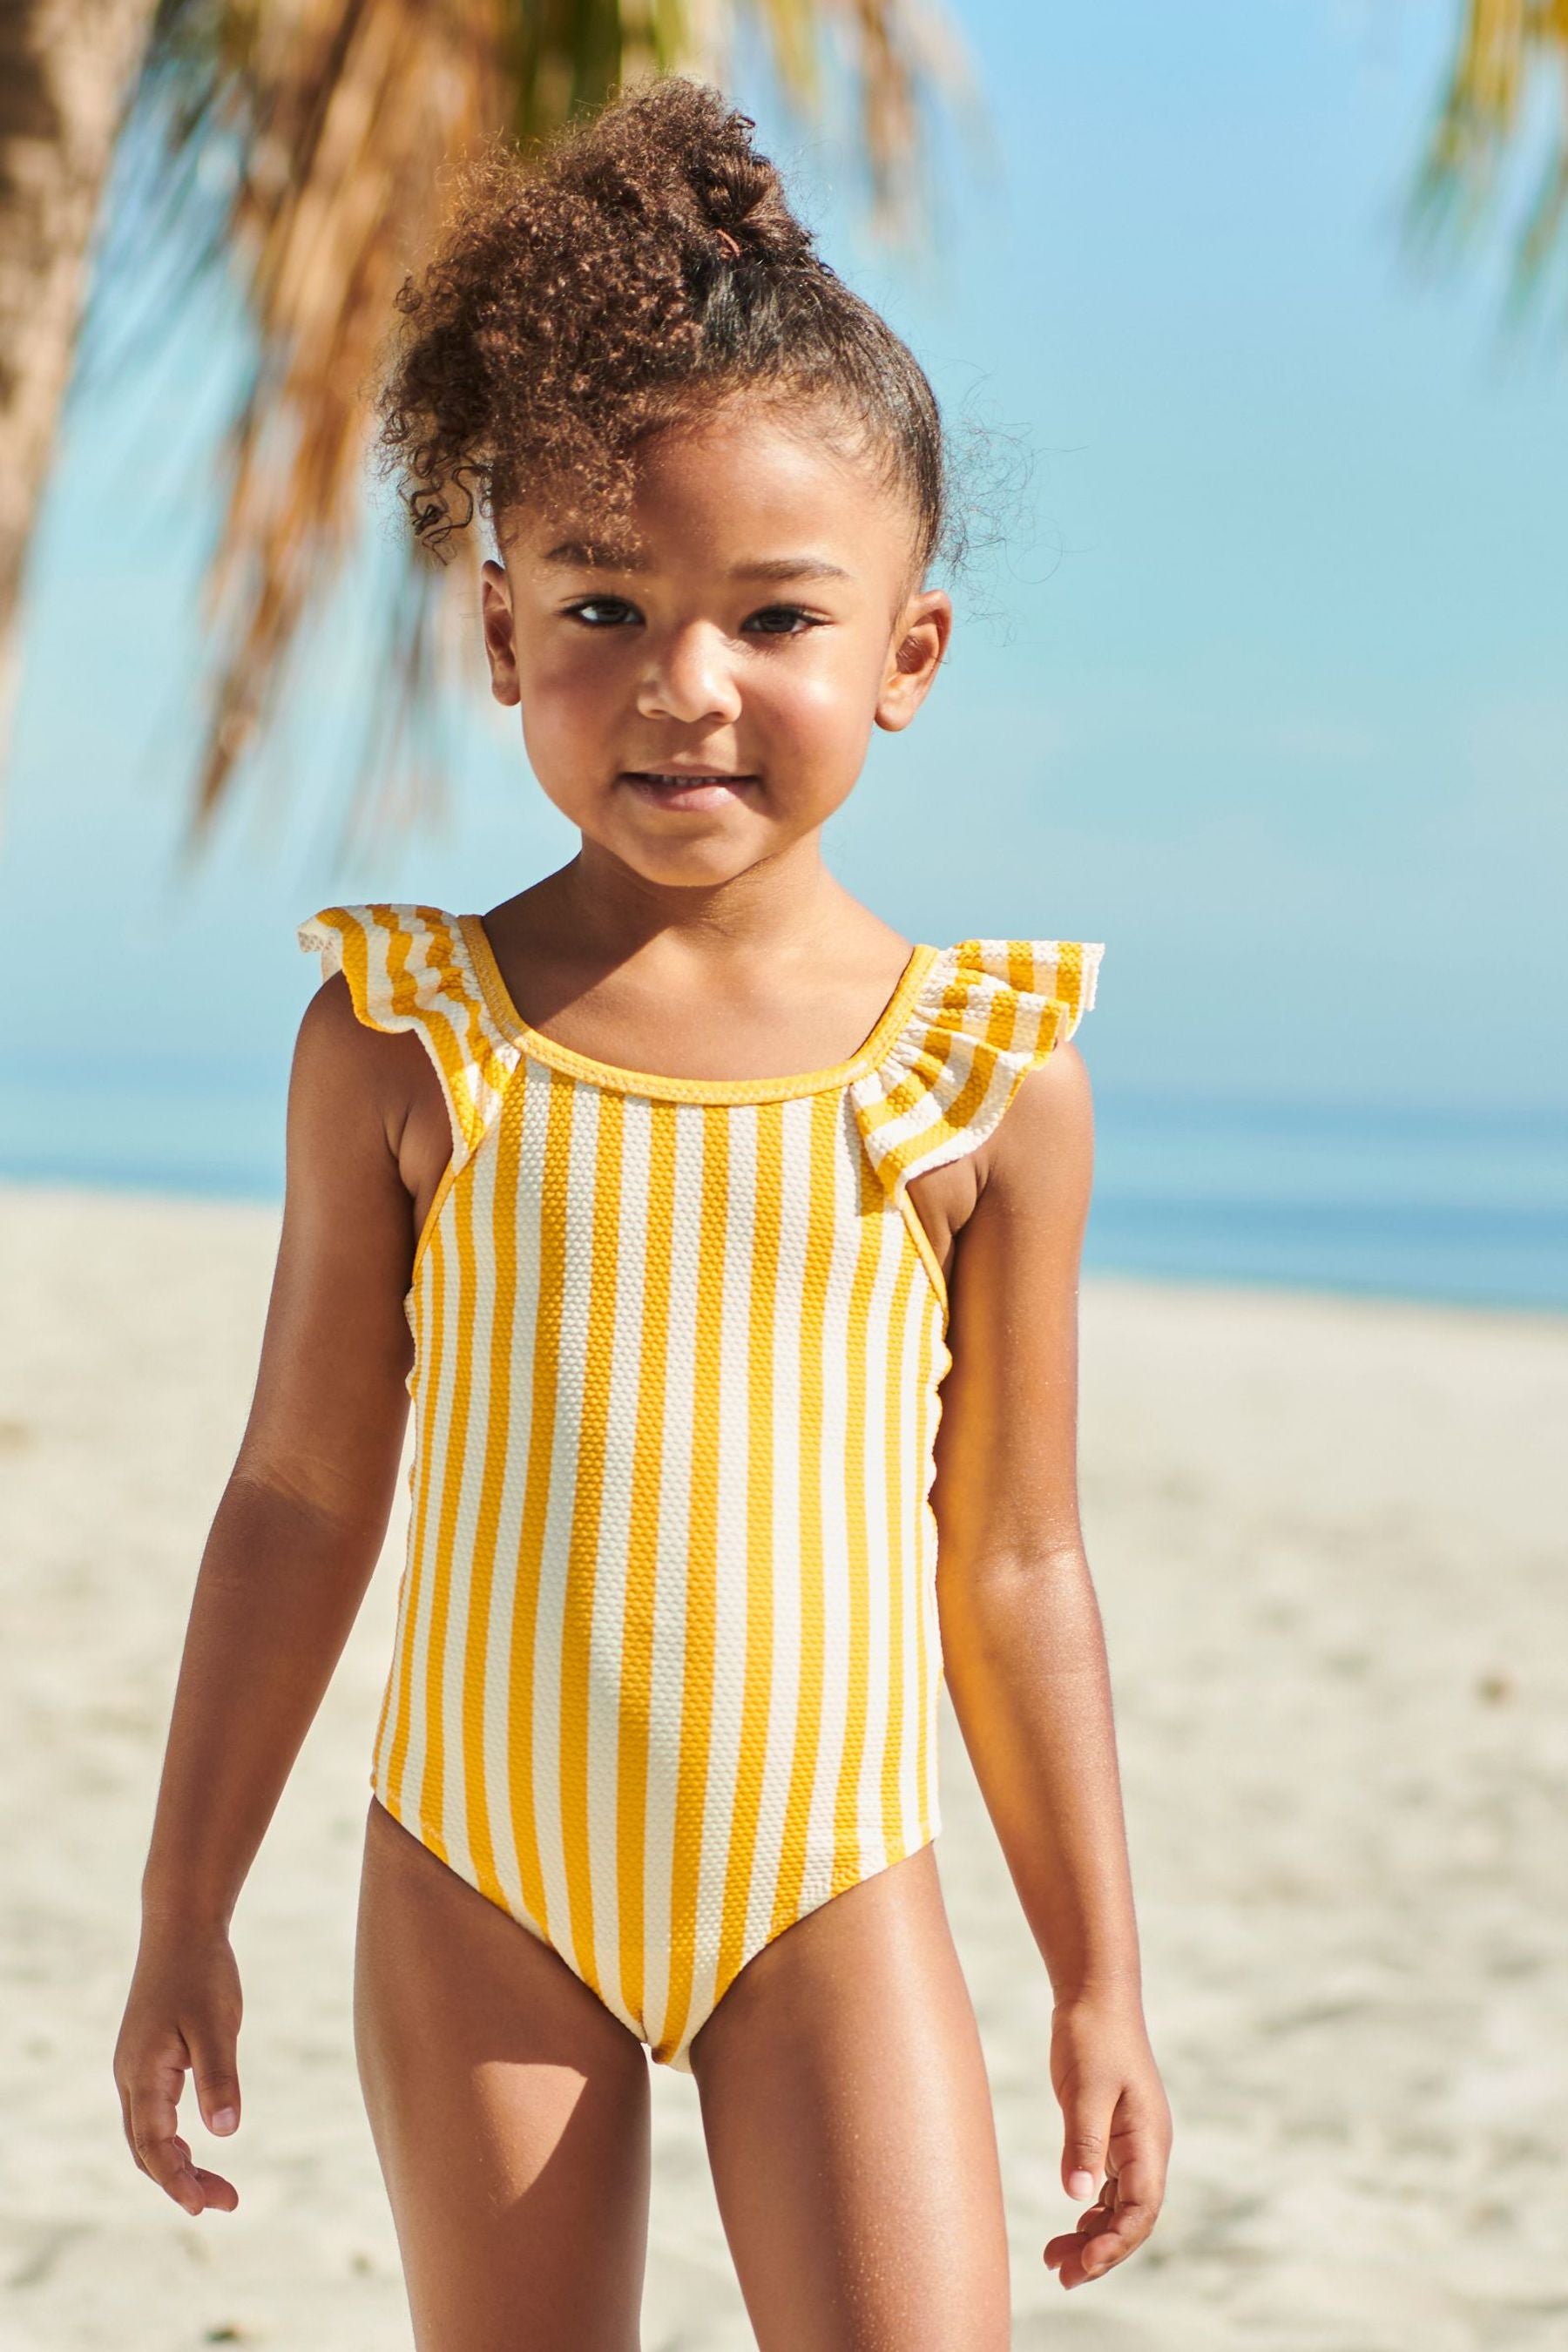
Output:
[[3, 0, 1563, 1185]]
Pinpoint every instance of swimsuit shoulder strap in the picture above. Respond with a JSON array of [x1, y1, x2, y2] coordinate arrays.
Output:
[[848, 936, 1104, 1199], [297, 902, 518, 1165]]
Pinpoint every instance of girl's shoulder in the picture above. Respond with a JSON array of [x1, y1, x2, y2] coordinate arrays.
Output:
[[297, 903, 516, 1159], [849, 935, 1104, 1190], [297, 902, 486, 1031]]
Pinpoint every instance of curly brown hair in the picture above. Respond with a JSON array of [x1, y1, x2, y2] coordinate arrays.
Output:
[[373, 77, 949, 577]]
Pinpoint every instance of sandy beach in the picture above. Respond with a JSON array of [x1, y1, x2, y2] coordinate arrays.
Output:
[[1, 1179, 1563, 2351]]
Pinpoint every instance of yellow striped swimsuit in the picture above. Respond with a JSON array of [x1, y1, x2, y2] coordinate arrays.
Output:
[[298, 904, 1102, 2071]]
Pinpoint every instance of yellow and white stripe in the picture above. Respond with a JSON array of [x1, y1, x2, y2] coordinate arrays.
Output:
[[300, 904, 1101, 2070]]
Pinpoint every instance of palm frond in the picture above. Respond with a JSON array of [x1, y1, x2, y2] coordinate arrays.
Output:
[[1409, 0, 1568, 312], [137, 0, 504, 834], [103, 0, 976, 842]]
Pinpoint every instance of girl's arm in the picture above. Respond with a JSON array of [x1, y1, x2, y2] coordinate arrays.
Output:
[[114, 977, 422, 2217], [929, 1041, 1172, 2292]]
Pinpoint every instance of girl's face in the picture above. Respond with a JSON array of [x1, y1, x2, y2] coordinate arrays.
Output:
[[481, 397, 952, 891]]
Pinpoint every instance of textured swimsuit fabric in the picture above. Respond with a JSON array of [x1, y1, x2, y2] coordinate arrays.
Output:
[[298, 904, 1102, 2070]]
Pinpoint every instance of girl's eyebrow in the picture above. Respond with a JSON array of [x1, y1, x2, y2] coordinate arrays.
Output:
[[733, 557, 853, 584], [542, 538, 645, 570], [539, 540, 851, 585]]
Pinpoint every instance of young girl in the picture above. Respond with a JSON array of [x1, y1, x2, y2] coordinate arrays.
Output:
[[115, 78, 1171, 2349]]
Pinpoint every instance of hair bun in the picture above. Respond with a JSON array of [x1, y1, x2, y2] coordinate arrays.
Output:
[[599, 78, 818, 269], [694, 139, 815, 267]]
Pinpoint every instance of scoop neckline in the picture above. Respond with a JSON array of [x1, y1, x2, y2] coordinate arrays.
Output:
[[459, 914, 941, 1105]]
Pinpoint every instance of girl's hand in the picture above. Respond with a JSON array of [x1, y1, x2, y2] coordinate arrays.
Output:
[[113, 1923, 243, 2217], [1044, 1990, 1172, 2290]]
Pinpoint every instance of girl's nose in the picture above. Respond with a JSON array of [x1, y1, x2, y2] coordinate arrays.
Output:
[[635, 624, 743, 728]]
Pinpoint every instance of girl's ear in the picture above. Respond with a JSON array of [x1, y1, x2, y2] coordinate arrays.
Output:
[[481, 558, 522, 706], [875, 587, 952, 733]]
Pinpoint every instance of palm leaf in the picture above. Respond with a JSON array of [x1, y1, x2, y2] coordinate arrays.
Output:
[[99, 0, 979, 844], [1409, 0, 1568, 315]]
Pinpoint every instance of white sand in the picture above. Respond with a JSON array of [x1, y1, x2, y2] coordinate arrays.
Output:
[[1, 1181, 1563, 2350]]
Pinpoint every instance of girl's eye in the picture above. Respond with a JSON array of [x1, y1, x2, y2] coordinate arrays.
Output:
[[564, 598, 639, 626], [744, 605, 823, 637]]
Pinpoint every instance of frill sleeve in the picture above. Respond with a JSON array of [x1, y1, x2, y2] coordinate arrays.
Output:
[[297, 902, 518, 1165], [848, 937, 1103, 1201]]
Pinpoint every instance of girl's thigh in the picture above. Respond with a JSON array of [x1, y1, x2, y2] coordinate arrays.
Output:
[[690, 1844, 1010, 2352], [354, 1796, 652, 2352]]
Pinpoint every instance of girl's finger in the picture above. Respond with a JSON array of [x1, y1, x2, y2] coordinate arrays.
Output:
[[186, 2024, 242, 2137], [188, 2162, 240, 2213], [1078, 2197, 1159, 2274], [116, 2078, 145, 2175], [130, 2097, 206, 2215], [1061, 2095, 1114, 2200], [1101, 2135, 1166, 2229], [169, 2139, 239, 2213]]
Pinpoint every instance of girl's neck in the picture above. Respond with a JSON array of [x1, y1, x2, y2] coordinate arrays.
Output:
[[494, 844, 880, 977]]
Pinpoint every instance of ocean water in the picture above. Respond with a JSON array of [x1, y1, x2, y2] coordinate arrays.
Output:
[[0, 1058, 1562, 1315], [1083, 1093, 1568, 1314]]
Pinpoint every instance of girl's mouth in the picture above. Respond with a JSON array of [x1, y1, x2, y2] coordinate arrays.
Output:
[[620, 770, 755, 811]]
